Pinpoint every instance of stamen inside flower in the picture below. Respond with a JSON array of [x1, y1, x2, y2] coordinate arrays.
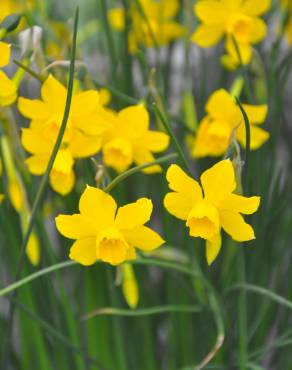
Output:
[[227, 14, 252, 43], [187, 202, 220, 240], [97, 228, 130, 265], [103, 137, 133, 172]]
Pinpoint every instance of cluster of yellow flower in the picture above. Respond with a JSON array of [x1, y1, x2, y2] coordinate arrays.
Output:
[[18, 77, 169, 194], [3, 0, 290, 271]]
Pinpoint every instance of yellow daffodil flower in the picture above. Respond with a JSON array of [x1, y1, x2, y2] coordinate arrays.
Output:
[[282, 0, 292, 45], [102, 104, 169, 173], [0, 41, 17, 106], [56, 186, 164, 265], [192, 0, 271, 66], [18, 75, 114, 195], [192, 89, 269, 158], [164, 160, 260, 265], [21, 123, 104, 195], [109, 0, 185, 53], [121, 264, 139, 309], [0, 0, 19, 23], [18, 75, 113, 136]]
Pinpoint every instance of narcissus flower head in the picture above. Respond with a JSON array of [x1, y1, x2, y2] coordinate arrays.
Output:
[[102, 104, 169, 173], [109, 0, 185, 53], [0, 42, 17, 106], [164, 160, 260, 265], [18, 74, 113, 136], [56, 186, 165, 266], [191, 89, 269, 158], [281, 0, 292, 45], [192, 0, 271, 66], [18, 75, 114, 195]]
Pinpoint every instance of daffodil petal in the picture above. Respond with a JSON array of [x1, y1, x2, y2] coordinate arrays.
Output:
[[118, 104, 149, 137], [79, 186, 117, 228], [50, 170, 75, 195], [206, 233, 222, 265], [56, 215, 98, 239], [71, 90, 99, 117], [206, 89, 238, 121], [115, 198, 153, 230], [201, 159, 236, 204], [0, 41, 10, 68], [137, 131, 170, 152], [249, 18, 267, 43], [68, 130, 102, 158], [108, 8, 125, 30], [21, 128, 53, 154], [242, 104, 268, 124], [221, 0, 241, 11], [241, 0, 271, 16], [25, 155, 49, 175], [166, 164, 203, 203], [133, 149, 162, 173], [194, 1, 228, 24], [236, 124, 270, 150], [0, 71, 17, 106], [164, 192, 194, 220], [18, 97, 49, 120], [69, 237, 97, 265], [54, 149, 74, 174], [221, 194, 260, 214], [160, 0, 180, 19], [220, 210, 255, 241], [191, 24, 224, 47], [41, 75, 67, 114], [123, 226, 164, 251]]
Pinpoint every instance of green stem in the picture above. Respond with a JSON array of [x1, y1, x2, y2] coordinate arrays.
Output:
[[226, 284, 292, 310], [13, 59, 45, 82], [12, 298, 106, 369], [0, 261, 76, 297], [236, 98, 251, 190], [1, 8, 79, 368], [104, 153, 178, 192], [83, 305, 202, 320], [152, 104, 192, 174], [100, 0, 118, 84], [237, 251, 247, 370], [231, 35, 253, 102], [235, 99, 251, 370]]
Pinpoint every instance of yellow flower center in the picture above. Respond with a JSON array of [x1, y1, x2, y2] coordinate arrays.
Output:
[[226, 13, 253, 43], [187, 202, 220, 240], [103, 137, 133, 172], [207, 120, 231, 149], [97, 228, 130, 265]]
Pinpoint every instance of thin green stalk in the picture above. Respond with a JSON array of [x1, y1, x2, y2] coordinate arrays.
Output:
[[226, 284, 292, 310], [100, 0, 118, 84], [104, 153, 178, 192], [237, 251, 247, 370], [93, 79, 138, 104], [236, 98, 251, 190], [152, 104, 192, 174], [1, 9, 79, 368], [0, 256, 224, 370], [82, 305, 202, 320], [121, 0, 133, 95], [12, 298, 107, 369], [0, 261, 76, 297], [13, 59, 45, 82], [235, 99, 251, 370], [231, 35, 253, 102], [133, 0, 159, 50], [105, 268, 127, 370]]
